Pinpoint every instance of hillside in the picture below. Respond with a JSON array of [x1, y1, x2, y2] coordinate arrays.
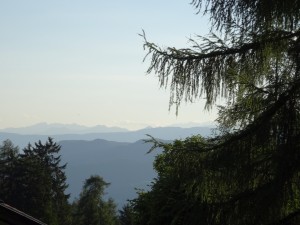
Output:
[[0, 125, 214, 208], [59, 139, 160, 208]]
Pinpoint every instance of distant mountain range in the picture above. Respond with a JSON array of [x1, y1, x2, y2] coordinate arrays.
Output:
[[0, 124, 214, 148], [0, 123, 215, 208]]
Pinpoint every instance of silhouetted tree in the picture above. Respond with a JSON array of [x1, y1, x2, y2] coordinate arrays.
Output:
[[119, 203, 135, 225], [137, 0, 300, 224], [0, 138, 71, 225], [0, 140, 19, 203], [73, 175, 119, 225]]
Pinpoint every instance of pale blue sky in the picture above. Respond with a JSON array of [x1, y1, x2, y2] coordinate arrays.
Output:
[[0, 0, 219, 130]]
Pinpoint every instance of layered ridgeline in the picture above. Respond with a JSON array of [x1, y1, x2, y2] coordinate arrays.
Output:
[[0, 123, 213, 208], [0, 123, 213, 147]]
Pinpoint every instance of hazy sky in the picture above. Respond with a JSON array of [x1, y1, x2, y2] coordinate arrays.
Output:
[[0, 0, 220, 130]]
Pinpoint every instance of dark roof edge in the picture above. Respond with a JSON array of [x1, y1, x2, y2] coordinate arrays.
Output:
[[0, 203, 47, 225]]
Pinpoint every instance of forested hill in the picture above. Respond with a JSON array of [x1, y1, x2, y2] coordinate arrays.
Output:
[[0, 126, 213, 208]]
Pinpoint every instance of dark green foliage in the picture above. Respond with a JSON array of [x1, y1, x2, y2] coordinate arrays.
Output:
[[0, 138, 121, 225], [119, 203, 136, 225], [102, 198, 120, 225], [72, 175, 119, 225], [0, 138, 71, 225], [131, 137, 210, 225], [132, 134, 300, 225], [0, 140, 19, 203], [20, 138, 71, 225], [137, 0, 300, 224]]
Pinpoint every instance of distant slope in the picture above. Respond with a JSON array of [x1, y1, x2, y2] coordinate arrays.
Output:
[[59, 139, 160, 208], [0, 126, 214, 208], [0, 126, 213, 148]]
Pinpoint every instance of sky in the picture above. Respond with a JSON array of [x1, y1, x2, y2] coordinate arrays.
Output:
[[0, 0, 220, 130]]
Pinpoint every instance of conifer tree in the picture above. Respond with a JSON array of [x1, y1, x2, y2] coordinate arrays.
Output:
[[73, 175, 119, 225], [0, 140, 19, 203], [139, 0, 300, 224], [11, 138, 71, 225], [119, 203, 135, 225]]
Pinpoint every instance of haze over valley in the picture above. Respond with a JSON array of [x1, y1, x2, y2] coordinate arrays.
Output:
[[0, 122, 214, 208]]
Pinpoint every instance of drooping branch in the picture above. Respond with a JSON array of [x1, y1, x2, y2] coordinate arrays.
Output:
[[212, 77, 300, 147], [190, 0, 300, 32], [142, 30, 300, 62], [142, 29, 300, 111]]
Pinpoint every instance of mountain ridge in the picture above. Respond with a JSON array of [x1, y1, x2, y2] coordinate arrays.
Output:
[[0, 125, 214, 208], [0, 126, 213, 148], [0, 122, 215, 135]]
